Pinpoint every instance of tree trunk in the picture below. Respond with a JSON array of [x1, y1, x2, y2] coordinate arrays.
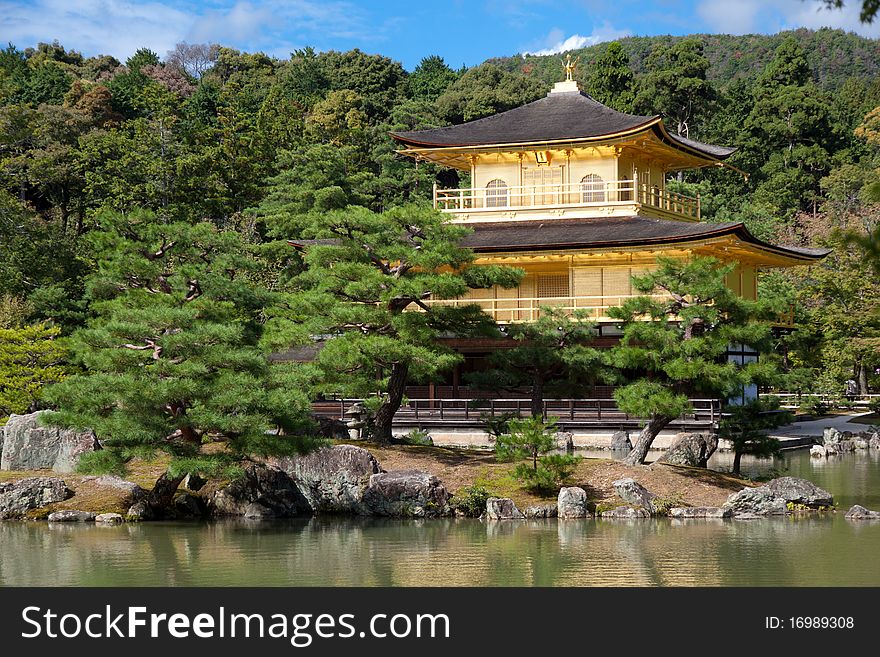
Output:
[[531, 377, 544, 418], [732, 450, 743, 476], [130, 471, 186, 519], [372, 362, 409, 443], [858, 363, 868, 396], [622, 414, 675, 465]]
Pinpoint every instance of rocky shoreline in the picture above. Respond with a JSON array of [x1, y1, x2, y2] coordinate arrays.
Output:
[[3, 411, 880, 525]]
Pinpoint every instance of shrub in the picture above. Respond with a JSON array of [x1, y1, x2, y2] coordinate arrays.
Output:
[[496, 416, 578, 493], [650, 495, 685, 516], [481, 411, 517, 442], [398, 428, 432, 446], [452, 484, 492, 517], [869, 398, 880, 414], [799, 397, 830, 417]]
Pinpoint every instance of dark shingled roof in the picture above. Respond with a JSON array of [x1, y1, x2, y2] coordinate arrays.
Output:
[[459, 216, 829, 260], [391, 90, 736, 160]]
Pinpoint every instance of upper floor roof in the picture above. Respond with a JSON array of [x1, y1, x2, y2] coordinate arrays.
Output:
[[391, 81, 736, 165]]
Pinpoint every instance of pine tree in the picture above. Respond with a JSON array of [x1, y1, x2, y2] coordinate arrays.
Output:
[[0, 321, 67, 424], [44, 210, 318, 504], [587, 42, 635, 113], [607, 256, 776, 465], [264, 203, 523, 442]]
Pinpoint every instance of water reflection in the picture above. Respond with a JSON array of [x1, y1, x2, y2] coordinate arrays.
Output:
[[1, 450, 878, 587]]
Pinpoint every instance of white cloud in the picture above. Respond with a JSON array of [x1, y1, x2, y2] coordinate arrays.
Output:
[[695, 0, 880, 37], [0, 0, 380, 62], [523, 22, 631, 56]]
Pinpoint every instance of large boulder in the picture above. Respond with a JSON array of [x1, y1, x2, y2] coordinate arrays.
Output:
[[655, 432, 718, 467], [845, 505, 880, 519], [207, 464, 310, 518], [557, 486, 590, 519], [48, 510, 96, 522], [810, 445, 827, 459], [765, 477, 833, 508], [613, 478, 656, 513], [870, 434, 880, 450], [668, 507, 731, 519], [273, 445, 380, 514], [485, 497, 524, 520], [361, 470, 451, 517], [556, 432, 574, 454], [80, 475, 145, 505], [610, 431, 632, 451], [722, 486, 787, 515], [0, 477, 72, 519], [1, 411, 99, 473]]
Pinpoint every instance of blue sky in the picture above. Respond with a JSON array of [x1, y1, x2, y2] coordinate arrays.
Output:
[[1, 0, 877, 69]]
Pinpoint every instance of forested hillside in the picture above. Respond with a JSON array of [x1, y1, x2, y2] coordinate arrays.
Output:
[[1, 28, 879, 421]]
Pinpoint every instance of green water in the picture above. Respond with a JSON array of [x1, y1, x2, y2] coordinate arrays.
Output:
[[2, 450, 880, 587]]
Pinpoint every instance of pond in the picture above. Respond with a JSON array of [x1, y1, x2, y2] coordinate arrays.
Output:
[[2, 449, 879, 587]]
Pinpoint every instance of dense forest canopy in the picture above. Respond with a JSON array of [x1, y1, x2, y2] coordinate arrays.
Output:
[[1, 28, 879, 423]]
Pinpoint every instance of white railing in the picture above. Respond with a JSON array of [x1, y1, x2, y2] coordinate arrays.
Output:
[[421, 294, 670, 323], [434, 179, 700, 220]]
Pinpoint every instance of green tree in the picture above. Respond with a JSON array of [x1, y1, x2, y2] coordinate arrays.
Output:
[[635, 38, 715, 138], [496, 416, 576, 492], [263, 203, 522, 442], [608, 256, 776, 465], [0, 321, 67, 424], [719, 400, 790, 475], [587, 42, 635, 112], [436, 62, 546, 123], [44, 211, 318, 509], [466, 307, 603, 417], [408, 55, 458, 101]]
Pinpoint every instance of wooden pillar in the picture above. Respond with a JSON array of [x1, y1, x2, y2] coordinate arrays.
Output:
[[452, 364, 461, 398]]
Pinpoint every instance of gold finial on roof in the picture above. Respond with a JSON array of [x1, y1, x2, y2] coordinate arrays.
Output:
[[562, 53, 579, 81]]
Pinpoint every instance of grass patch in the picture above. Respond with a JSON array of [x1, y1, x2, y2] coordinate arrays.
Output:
[[850, 413, 880, 426]]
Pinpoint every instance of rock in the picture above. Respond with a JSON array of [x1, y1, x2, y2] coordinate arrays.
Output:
[[822, 427, 842, 445], [80, 475, 145, 504], [0, 477, 72, 519], [125, 500, 154, 521], [765, 477, 833, 508], [825, 443, 840, 456], [613, 478, 656, 513], [733, 512, 763, 520], [182, 473, 206, 492], [844, 505, 880, 519], [95, 513, 124, 525], [172, 492, 203, 518], [273, 445, 380, 514], [655, 432, 718, 467], [243, 502, 274, 519], [870, 435, 880, 450], [47, 510, 96, 522], [556, 432, 574, 454], [523, 504, 558, 519], [1, 411, 100, 473], [485, 497, 525, 520], [668, 507, 732, 518], [208, 464, 310, 518], [557, 486, 590, 519], [810, 445, 827, 458], [361, 470, 451, 517], [600, 506, 650, 518], [722, 486, 787, 515], [837, 440, 856, 453], [610, 431, 632, 451], [855, 439, 869, 450]]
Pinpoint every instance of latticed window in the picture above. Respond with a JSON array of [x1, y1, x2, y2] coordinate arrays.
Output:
[[580, 174, 605, 203], [537, 274, 569, 299], [485, 179, 508, 207]]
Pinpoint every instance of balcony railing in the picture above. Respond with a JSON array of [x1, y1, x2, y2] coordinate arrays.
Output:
[[421, 294, 670, 323], [434, 179, 700, 220]]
